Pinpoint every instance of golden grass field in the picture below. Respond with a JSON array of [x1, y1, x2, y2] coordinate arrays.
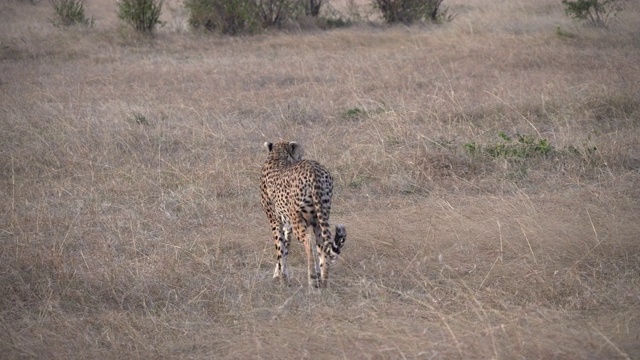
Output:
[[1, 0, 639, 358]]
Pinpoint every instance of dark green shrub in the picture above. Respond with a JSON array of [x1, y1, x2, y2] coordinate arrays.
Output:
[[49, 0, 94, 27], [118, 0, 164, 33], [342, 107, 365, 119], [256, 0, 302, 27], [184, 0, 313, 34], [184, 0, 340, 35], [319, 16, 352, 28], [305, 0, 323, 16], [464, 132, 553, 159], [184, 0, 261, 34], [561, 0, 627, 27], [373, 0, 448, 24], [130, 112, 151, 125]]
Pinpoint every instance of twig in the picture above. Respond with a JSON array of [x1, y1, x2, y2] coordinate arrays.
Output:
[[497, 220, 503, 262], [517, 221, 537, 265], [478, 256, 500, 291], [586, 208, 598, 245]]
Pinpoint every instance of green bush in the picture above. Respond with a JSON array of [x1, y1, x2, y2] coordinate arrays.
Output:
[[304, 0, 323, 16], [118, 0, 164, 33], [342, 107, 365, 119], [184, 0, 261, 34], [49, 0, 94, 27], [373, 0, 448, 24], [256, 0, 303, 28], [561, 0, 627, 27], [184, 0, 314, 34], [464, 131, 553, 159]]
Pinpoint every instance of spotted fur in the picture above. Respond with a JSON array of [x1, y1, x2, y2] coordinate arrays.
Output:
[[260, 141, 346, 287]]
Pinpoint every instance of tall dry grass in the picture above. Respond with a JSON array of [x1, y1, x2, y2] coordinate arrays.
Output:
[[1, 0, 639, 358]]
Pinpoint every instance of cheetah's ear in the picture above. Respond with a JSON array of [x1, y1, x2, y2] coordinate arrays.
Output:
[[288, 141, 302, 160], [264, 142, 273, 152]]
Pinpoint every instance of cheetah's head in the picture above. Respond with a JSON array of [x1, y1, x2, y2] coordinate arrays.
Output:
[[264, 141, 303, 162]]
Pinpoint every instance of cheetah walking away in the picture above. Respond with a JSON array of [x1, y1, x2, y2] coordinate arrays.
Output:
[[260, 141, 346, 288]]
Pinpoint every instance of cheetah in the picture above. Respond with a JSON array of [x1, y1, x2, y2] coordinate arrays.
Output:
[[260, 141, 346, 288]]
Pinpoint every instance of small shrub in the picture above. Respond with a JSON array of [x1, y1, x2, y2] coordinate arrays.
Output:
[[348, 174, 371, 189], [49, 0, 94, 27], [566, 136, 600, 166], [305, 0, 323, 16], [317, 16, 352, 29], [465, 131, 553, 159], [130, 112, 151, 125], [561, 0, 627, 28], [256, 0, 303, 28], [463, 141, 477, 155], [342, 107, 365, 119], [183, 0, 215, 30], [373, 0, 448, 25], [184, 0, 261, 34], [555, 25, 576, 38], [118, 0, 164, 33]]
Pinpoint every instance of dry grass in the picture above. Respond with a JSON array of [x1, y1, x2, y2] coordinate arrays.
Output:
[[2, 0, 640, 358]]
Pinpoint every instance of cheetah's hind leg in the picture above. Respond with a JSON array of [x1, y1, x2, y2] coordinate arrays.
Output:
[[310, 225, 322, 280], [273, 223, 293, 281]]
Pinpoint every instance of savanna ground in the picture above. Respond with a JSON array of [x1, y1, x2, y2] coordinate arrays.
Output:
[[1, 0, 640, 358]]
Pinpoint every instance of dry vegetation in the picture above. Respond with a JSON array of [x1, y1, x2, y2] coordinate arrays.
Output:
[[2, 0, 640, 358]]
